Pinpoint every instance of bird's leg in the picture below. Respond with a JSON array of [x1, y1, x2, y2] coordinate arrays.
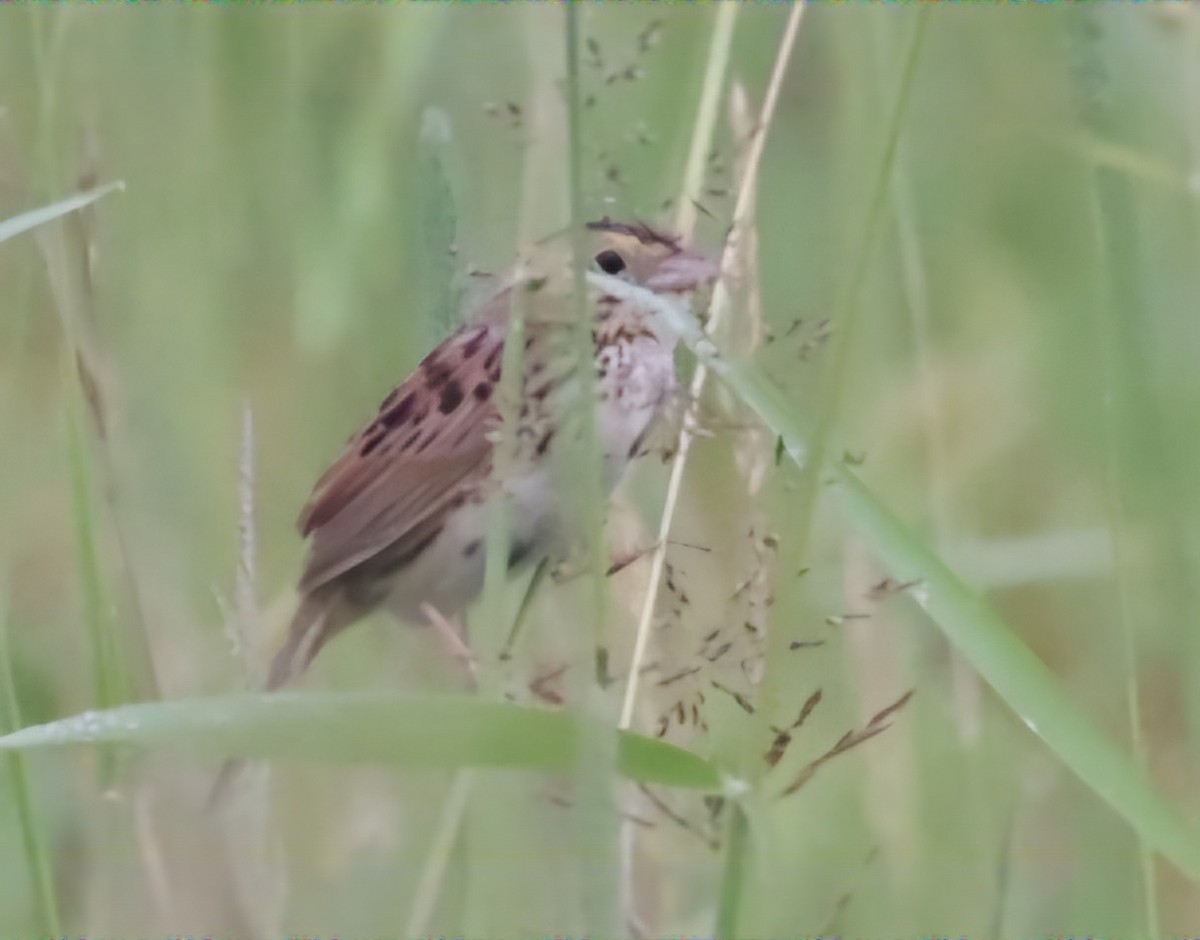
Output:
[[420, 602, 478, 689], [528, 663, 568, 705]]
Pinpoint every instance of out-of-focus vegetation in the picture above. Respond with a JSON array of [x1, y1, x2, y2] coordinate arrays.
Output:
[[1, 5, 1199, 937]]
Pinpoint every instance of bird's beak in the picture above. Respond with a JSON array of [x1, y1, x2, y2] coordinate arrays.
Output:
[[645, 250, 721, 294]]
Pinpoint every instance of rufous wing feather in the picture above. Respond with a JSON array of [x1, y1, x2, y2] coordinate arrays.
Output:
[[291, 314, 505, 622], [299, 447, 490, 594]]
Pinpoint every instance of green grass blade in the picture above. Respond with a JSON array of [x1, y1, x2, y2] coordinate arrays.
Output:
[[563, 7, 619, 936], [626, 283, 1200, 881], [830, 465, 1200, 881], [1071, 10, 1173, 930], [593, 216, 1200, 882], [0, 601, 62, 935], [63, 388, 128, 710], [0, 693, 723, 792], [658, 269, 1200, 879], [0, 181, 124, 245], [759, 7, 932, 719], [415, 106, 460, 343], [715, 804, 750, 940], [589, 151, 1200, 891]]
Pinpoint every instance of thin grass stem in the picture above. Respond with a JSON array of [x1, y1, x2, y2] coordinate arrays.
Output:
[[714, 801, 750, 939], [563, 9, 618, 934], [621, 1, 801, 734], [1071, 12, 1162, 931], [405, 769, 475, 936], [758, 8, 931, 720], [0, 598, 62, 936], [672, 4, 739, 240]]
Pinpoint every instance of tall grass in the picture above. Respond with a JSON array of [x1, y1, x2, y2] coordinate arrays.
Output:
[[1, 5, 1198, 936]]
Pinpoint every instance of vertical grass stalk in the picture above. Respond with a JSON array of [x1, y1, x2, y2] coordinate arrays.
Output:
[[611, 8, 741, 928], [232, 402, 260, 688], [758, 7, 931, 719], [1070, 11, 1161, 932], [29, 4, 158, 720], [64, 382, 128, 748], [562, 8, 619, 935], [620, 1, 744, 734], [0, 598, 62, 935], [714, 803, 750, 940], [463, 194, 531, 940], [1085, 164, 1159, 938]]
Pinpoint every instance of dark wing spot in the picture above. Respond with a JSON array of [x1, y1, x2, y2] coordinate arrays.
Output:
[[535, 427, 555, 456], [381, 390, 417, 427], [627, 425, 650, 459], [483, 344, 502, 373], [461, 326, 489, 360], [439, 380, 464, 414], [359, 429, 386, 457], [422, 356, 453, 389], [530, 377, 556, 402], [473, 381, 491, 401], [463, 539, 482, 558]]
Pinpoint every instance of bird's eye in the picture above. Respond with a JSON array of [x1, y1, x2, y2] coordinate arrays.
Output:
[[594, 249, 626, 275]]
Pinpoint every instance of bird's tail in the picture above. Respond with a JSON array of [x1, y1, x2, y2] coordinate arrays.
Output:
[[264, 589, 343, 691], [207, 589, 347, 810]]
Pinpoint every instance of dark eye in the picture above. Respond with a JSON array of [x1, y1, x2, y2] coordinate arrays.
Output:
[[594, 249, 626, 275]]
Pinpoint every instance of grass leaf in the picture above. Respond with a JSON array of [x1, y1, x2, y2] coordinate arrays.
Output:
[[0, 181, 124, 245], [0, 693, 723, 792]]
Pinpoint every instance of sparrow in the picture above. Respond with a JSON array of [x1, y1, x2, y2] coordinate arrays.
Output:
[[264, 218, 718, 690]]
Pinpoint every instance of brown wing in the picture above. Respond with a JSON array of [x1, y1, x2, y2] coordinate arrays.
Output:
[[296, 314, 507, 594]]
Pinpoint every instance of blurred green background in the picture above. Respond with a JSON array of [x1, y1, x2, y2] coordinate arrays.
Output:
[[2, 4, 1199, 937]]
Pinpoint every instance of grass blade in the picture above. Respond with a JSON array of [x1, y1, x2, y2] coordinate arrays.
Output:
[[0, 181, 124, 244], [0, 693, 723, 792], [587, 192, 1200, 886], [830, 465, 1200, 881], [0, 600, 62, 935]]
